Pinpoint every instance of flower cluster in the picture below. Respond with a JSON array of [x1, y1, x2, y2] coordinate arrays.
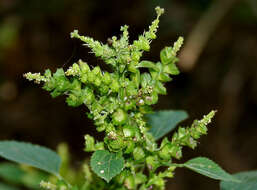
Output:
[[25, 7, 215, 190]]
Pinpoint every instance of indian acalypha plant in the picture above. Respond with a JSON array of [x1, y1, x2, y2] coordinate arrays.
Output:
[[0, 7, 241, 190]]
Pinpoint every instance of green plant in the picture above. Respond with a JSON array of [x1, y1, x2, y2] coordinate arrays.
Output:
[[1, 6, 255, 190]]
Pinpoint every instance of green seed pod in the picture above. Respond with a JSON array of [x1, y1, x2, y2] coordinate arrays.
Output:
[[124, 99, 136, 111], [138, 36, 150, 51], [70, 79, 81, 91], [92, 66, 101, 76], [169, 145, 182, 159], [197, 123, 208, 134], [84, 135, 95, 152], [110, 79, 120, 92], [72, 63, 81, 74], [177, 127, 187, 139], [93, 77, 101, 86], [96, 124, 106, 132], [112, 109, 127, 125], [106, 123, 115, 133], [186, 137, 197, 149], [160, 137, 169, 149], [134, 173, 147, 185], [123, 125, 136, 138], [144, 92, 158, 105], [102, 72, 112, 85], [82, 88, 95, 105], [87, 72, 95, 83], [131, 51, 141, 62], [146, 156, 159, 171], [108, 137, 125, 151], [80, 74, 88, 83], [159, 144, 171, 160], [148, 175, 164, 189], [128, 61, 137, 73], [125, 141, 135, 154], [133, 147, 145, 161], [78, 60, 90, 73], [126, 84, 138, 97], [115, 170, 129, 184], [66, 93, 82, 107], [124, 175, 136, 190], [44, 69, 52, 78]]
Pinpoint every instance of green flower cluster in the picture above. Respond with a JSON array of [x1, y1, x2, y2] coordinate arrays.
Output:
[[24, 7, 215, 190]]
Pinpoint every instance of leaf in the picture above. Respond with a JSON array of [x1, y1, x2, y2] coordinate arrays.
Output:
[[160, 47, 176, 65], [0, 162, 26, 184], [163, 63, 179, 75], [90, 150, 124, 182], [184, 157, 238, 182], [0, 183, 19, 190], [147, 110, 188, 140], [137, 61, 159, 71], [220, 170, 257, 190], [0, 141, 61, 176]]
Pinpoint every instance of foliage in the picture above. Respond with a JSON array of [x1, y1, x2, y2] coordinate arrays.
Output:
[[220, 170, 257, 190], [0, 6, 244, 190]]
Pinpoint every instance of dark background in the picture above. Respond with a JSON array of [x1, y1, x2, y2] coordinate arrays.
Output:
[[0, 0, 257, 189]]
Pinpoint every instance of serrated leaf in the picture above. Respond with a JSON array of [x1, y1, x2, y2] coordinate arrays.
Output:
[[90, 150, 124, 182], [220, 170, 257, 190], [184, 157, 238, 182], [0, 141, 61, 176], [147, 110, 188, 140]]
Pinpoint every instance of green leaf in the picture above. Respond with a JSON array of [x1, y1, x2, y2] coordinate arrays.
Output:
[[90, 150, 124, 182], [184, 157, 238, 182], [0, 183, 19, 190], [137, 61, 159, 71], [160, 47, 176, 65], [163, 63, 179, 75], [147, 110, 188, 140], [0, 141, 61, 176], [220, 170, 257, 190], [0, 162, 26, 184]]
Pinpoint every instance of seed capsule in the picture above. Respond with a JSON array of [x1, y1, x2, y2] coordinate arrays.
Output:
[[112, 109, 127, 125]]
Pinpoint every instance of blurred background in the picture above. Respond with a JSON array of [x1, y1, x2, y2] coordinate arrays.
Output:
[[0, 0, 256, 189]]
